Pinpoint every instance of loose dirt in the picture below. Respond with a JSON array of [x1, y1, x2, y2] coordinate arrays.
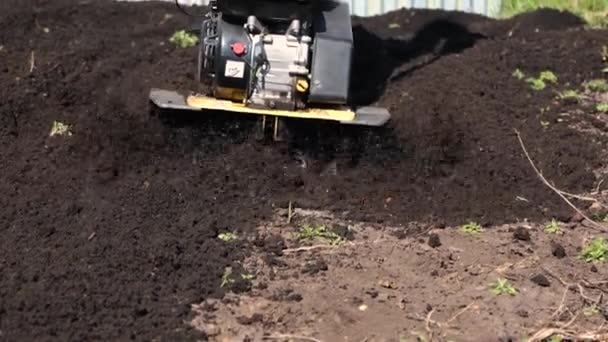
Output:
[[1, 0, 607, 341]]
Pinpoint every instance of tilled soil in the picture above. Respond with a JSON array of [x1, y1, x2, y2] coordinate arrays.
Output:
[[194, 210, 608, 341], [1, 0, 607, 341]]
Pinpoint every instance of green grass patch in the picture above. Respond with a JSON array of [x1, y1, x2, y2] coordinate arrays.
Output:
[[597, 103, 608, 113], [580, 237, 608, 263]]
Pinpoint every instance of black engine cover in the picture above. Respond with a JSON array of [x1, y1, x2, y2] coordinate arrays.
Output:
[[212, 17, 252, 101]]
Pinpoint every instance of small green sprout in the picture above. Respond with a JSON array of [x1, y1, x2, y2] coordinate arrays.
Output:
[[512, 68, 525, 80], [539, 105, 550, 115], [583, 305, 601, 317], [388, 23, 400, 29], [527, 77, 546, 91], [544, 219, 562, 235], [50, 121, 72, 137], [220, 267, 254, 288], [490, 278, 518, 296], [524, 71, 557, 91], [539, 70, 558, 84], [169, 30, 199, 48], [296, 224, 344, 245], [220, 267, 234, 288], [597, 103, 608, 113], [546, 336, 562, 342], [218, 232, 237, 242], [540, 120, 550, 128], [581, 237, 608, 263], [460, 222, 483, 235], [586, 79, 608, 92], [241, 272, 254, 280], [557, 89, 582, 103]]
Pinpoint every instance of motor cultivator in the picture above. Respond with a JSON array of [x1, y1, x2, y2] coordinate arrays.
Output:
[[149, 0, 390, 140]]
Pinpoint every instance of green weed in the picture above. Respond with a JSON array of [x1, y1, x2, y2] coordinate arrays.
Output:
[[460, 222, 483, 235], [220, 267, 254, 288], [490, 278, 518, 296], [583, 305, 601, 316], [296, 224, 344, 245], [520, 70, 557, 91], [557, 89, 582, 102], [586, 79, 608, 92], [527, 77, 547, 90], [513, 68, 526, 80], [580, 237, 608, 263], [169, 30, 198, 48], [540, 70, 558, 84], [597, 103, 608, 113], [544, 219, 562, 234], [218, 232, 237, 242], [220, 267, 234, 288], [50, 121, 72, 137]]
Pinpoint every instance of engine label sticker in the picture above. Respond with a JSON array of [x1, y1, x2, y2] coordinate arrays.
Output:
[[225, 60, 245, 79]]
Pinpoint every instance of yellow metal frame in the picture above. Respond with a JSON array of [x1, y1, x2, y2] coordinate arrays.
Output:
[[186, 95, 356, 122]]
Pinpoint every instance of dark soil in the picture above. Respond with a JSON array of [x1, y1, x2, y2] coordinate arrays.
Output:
[[1, 0, 607, 341]]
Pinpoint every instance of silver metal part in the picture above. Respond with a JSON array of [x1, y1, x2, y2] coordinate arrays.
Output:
[[149, 88, 191, 110], [245, 15, 264, 34], [343, 107, 391, 127], [246, 17, 310, 110]]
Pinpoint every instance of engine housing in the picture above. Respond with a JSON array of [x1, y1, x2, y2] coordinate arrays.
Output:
[[198, 0, 353, 110]]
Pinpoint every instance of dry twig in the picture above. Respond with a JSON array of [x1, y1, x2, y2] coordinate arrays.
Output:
[[287, 201, 294, 224], [263, 334, 322, 342], [514, 129, 606, 232], [424, 308, 438, 341], [528, 327, 608, 342], [29, 51, 35, 73], [446, 302, 476, 325]]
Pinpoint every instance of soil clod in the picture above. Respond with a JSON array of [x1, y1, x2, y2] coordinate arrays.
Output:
[[428, 233, 442, 248], [513, 227, 531, 241], [302, 258, 329, 275], [236, 313, 263, 325], [530, 274, 551, 287], [552, 243, 567, 258]]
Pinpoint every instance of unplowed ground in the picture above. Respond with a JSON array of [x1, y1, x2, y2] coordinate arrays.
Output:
[[1, 1, 607, 341]]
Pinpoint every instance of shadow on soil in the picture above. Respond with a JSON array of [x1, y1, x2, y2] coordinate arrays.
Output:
[[349, 19, 487, 106]]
